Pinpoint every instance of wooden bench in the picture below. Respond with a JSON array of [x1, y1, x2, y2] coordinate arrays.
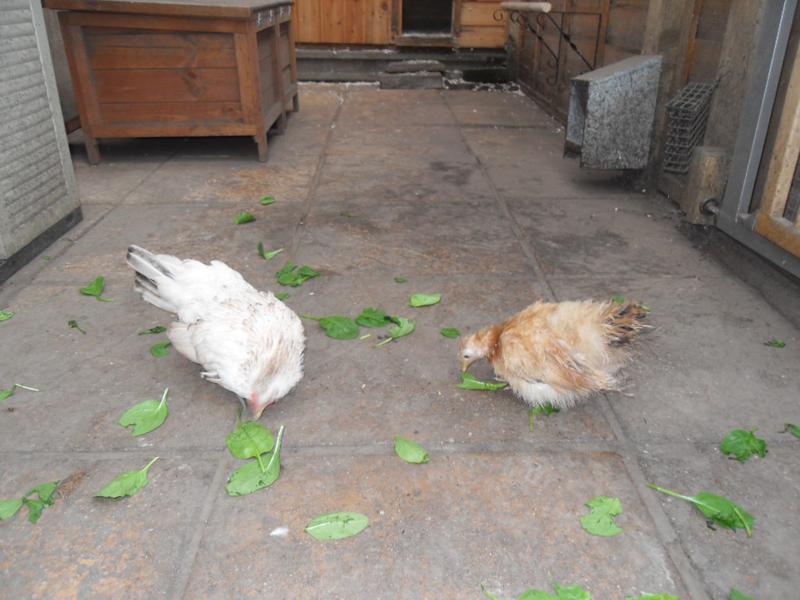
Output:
[[43, 0, 298, 163]]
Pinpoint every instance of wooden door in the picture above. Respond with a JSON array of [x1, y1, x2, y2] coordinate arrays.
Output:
[[293, 0, 393, 44]]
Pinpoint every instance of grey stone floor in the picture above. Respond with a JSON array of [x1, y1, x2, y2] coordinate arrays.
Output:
[[1, 85, 798, 600]]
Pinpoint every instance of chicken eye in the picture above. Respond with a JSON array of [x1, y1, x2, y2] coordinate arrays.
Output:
[[462, 353, 469, 359]]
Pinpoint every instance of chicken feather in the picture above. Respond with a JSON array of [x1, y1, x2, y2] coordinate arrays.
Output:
[[127, 245, 304, 418], [460, 300, 646, 409]]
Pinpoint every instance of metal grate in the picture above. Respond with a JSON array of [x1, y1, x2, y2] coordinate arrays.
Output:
[[662, 82, 715, 174]]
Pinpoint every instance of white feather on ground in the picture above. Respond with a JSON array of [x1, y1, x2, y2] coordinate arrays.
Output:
[[126, 245, 305, 418]]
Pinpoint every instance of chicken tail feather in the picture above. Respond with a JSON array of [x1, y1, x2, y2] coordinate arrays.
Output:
[[127, 245, 179, 313], [604, 300, 648, 344]]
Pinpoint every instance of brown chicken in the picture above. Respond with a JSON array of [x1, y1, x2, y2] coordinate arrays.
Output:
[[459, 300, 647, 408]]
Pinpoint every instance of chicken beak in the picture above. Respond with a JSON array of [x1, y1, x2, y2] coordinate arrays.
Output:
[[250, 404, 265, 420], [460, 358, 471, 373]]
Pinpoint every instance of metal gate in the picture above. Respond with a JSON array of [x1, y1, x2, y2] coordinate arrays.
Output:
[[717, 0, 800, 278]]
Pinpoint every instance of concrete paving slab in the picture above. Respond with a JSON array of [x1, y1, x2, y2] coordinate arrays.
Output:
[[0, 452, 221, 600], [640, 444, 800, 599], [444, 90, 561, 128], [184, 451, 685, 600], [337, 89, 455, 127]]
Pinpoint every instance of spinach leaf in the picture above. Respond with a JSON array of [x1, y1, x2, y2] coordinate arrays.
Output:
[[648, 483, 754, 536], [0, 383, 39, 402], [482, 583, 591, 600], [138, 326, 167, 335], [23, 499, 45, 523], [0, 310, 14, 321], [79, 276, 113, 302], [410, 293, 441, 307], [96, 457, 158, 499], [394, 276, 407, 283], [305, 512, 369, 540], [529, 404, 560, 431], [782, 423, 800, 439], [720, 428, 767, 462], [440, 328, 461, 338], [375, 317, 415, 346], [611, 294, 625, 304], [260, 196, 276, 206], [226, 426, 284, 496], [729, 589, 754, 600], [23, 480, 60, 523], [275, 292, 289, 301], [234, 211, 256, 224], [356, 308, 392, 328], [258, 242, 283, 260], [626, 595, 680, 600], [226, 421, 275, 473], [276, 261, 319, 287], [0, 499, 22, 520], [457, 372, 508, 391], [68, 319, 86, 334], [394, 436, 429, 464], [580, 496, 623, 537], [149, 341, 172, 358], [764, 338, 785, 348], [304, 315, 360, 340], [119, 388, 169, 436]]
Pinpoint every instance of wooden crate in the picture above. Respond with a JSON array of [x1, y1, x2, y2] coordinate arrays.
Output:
[[43, 0, 299, 163]]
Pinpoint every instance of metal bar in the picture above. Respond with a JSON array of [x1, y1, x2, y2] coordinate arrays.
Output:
[[543, 11, 594, 70], [719, 0, 798, 225]]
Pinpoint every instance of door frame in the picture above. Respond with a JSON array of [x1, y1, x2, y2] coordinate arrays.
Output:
[[717, 0, 800, 277], [392, 0, 462, 47]]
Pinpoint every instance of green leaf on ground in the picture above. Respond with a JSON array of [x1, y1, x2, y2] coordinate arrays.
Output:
[[720, 428, 767, 462], [79, 276, 113, 302], [96, 457, 158, 499], [375, 316, 416, 346], [611, 294, 625, 304], [782, 423, 800, 438], [23, 499, 45, 523], [356, 308, 392, 328], [276, 261, 319, 287], [764, 338, 786, 348], [258, 242, 284, 261], [138, 326, 167, 335], [304, 315, 360, 340], [68, 319, 86, 334], [483, 583, 591, 600], [729, 589, 755, 600], [457, 372, 508, 391], [626, 594, 680, 600], [529, 403, 560, 431], [0, 310, 15, 321], [394, 276, 407, 283], [260, 195, 276, 206], [0, 499, 23, 520], [305, 511, 369, 540], [226, 421, 275, 473], [275, 292, 290, 301], [647, 483, 754, 536], [440, 327, 461, 338], [119, 388, 169, 436], [149, 341, 172, 358], [0, 383, 39, 402], [409, 293, 441, 307], [394, 436, 429, 464], [480, 584, 503, 600], [234, 211, 256, 225], [580, 495, 623, 537], [26, 481, 59, 505], [552, 585, 591, 600], [226, 426, 284, 496]]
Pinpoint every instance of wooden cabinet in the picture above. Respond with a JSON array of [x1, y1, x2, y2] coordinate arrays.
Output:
[[43, 0, 299, 163]]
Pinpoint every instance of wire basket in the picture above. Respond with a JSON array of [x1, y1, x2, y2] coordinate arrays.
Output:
[[663, 82, 716, 174]]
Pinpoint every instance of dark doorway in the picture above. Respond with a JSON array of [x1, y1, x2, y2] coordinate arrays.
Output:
[[402, 0, 454, 35]]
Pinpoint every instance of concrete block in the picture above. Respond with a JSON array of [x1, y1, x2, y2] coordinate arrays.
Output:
[[681, 145, 728, 225], [384, 60, 446, 73], [566, 55, 662, 170], [378, 71, 443, 90]]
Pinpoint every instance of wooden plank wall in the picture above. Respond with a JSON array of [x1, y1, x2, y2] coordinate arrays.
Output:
[[293, 0, 392, 45], [683, 0, 731, 83], [458, 0, 507, 48]]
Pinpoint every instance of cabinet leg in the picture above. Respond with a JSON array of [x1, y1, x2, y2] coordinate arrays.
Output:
[[292, 93, 300, 112], [255, 133, 268, 162], [274, 113, 288, 135], [84, 135, 100, 165]]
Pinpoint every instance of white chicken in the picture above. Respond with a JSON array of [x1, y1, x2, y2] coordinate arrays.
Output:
[[126, 245, 305, 419]]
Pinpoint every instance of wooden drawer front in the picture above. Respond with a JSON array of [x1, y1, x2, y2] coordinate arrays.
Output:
[[86, 28, 242, 124]]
